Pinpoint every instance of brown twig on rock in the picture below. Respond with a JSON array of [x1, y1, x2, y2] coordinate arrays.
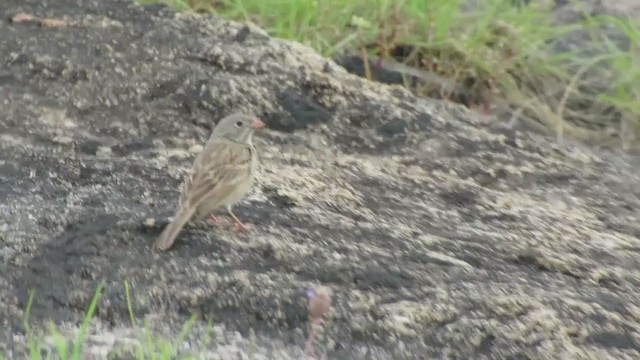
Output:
[[303, 287, 332, 360]]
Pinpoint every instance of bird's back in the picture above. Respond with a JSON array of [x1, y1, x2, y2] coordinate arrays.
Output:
[[189, 139, 256, 219]]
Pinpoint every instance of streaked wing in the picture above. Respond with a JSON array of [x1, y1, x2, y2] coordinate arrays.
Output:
[[178, 140, 252, 209]]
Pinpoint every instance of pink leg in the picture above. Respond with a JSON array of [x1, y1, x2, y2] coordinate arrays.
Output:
[[228, 210, 254, 232], [206, 214, 229, 225], [233, 220, 254, 232]]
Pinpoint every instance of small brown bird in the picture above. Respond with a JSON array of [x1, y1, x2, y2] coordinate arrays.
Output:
[[153, 112, 266, 251]]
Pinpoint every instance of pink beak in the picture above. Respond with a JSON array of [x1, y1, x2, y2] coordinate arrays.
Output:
[[249, 118, 266, 129]]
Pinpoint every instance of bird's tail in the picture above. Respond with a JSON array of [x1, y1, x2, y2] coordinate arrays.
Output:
[[153, 206, 196, 251]]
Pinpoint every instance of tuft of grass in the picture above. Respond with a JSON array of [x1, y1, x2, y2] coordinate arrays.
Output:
[[141, 0, 640, 150], [21, 282, 105, 360], [14, 282, 331, 359], [17, 281, 204, 359]]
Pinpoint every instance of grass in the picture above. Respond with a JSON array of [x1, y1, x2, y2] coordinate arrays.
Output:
[[140, 0, 640, 150], [14, 281, 331, 359], [18, 281, 204, 359], [22, 284, 105, 360]]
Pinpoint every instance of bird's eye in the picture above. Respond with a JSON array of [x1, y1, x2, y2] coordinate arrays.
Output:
[[235, 121, 243, 127]]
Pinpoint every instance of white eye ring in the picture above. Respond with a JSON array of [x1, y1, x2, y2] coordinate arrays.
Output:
[[235, 121, 243, 128]]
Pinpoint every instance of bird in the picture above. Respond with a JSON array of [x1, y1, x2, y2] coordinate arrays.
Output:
[[153, 112, 266, 251]]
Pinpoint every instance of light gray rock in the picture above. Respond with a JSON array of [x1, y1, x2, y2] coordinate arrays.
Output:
[[1, 0, 640, 358]]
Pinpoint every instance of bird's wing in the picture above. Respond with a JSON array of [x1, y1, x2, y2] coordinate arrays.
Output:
[[178, 140, 253, 209]]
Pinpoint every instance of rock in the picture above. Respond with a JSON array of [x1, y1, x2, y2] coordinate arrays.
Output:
[[1, 0, 640, 358], [377, 119, 408, 137]]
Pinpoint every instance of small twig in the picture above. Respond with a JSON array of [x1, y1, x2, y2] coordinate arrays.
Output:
[[368, 55, 463, 97], [556, 54, 609, 144], [9, 12, 77, 27], [303, 321, 319, 358], [361, 47, 372, 81], [620, 114, 632, 151], [303, 287, 332, 360]]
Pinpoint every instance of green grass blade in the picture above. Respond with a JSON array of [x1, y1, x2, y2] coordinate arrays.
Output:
[[124, 279, 136, 326], [48, 322, 69, 359], [71, 281, 105, 360]]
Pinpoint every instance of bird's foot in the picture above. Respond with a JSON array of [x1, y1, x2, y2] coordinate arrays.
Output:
[[233, 220, 254, 232], [206, 214, 229, 225]]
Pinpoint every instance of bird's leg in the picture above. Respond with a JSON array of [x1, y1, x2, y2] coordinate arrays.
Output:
[[227, 206, 254, 232], [206, 213, 229, 225]]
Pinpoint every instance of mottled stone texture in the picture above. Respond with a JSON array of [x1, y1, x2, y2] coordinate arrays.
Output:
[[1, 0, 640, 358]]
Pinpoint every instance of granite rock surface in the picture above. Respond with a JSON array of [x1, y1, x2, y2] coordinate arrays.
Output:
[[1, 0, 640, 358]]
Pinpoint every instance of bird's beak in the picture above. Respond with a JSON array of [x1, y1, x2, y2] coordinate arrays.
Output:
[[249, 118, 266, 129]]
